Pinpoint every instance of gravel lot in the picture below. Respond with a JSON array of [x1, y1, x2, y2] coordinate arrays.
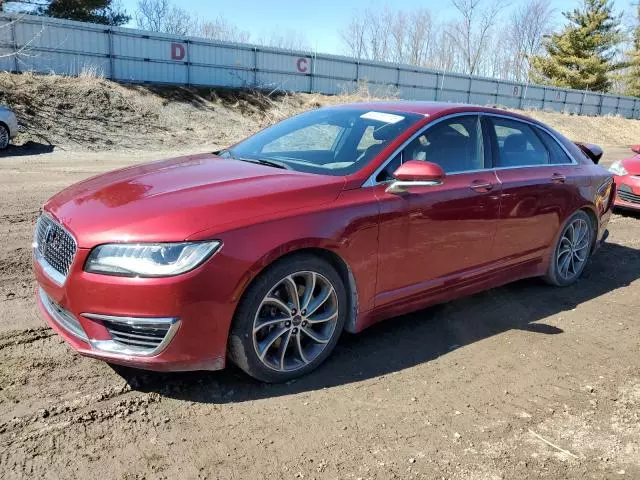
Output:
[[0, 143, 639, 480]]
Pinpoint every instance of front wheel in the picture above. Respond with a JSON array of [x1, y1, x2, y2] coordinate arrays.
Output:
[[228, 254, 347, 382], [544, 210, 594, 287]]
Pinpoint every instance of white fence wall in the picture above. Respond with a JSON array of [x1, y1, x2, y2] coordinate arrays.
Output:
[[2, 13, 639, 119]]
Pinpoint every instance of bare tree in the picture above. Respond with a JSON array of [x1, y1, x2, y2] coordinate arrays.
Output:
[[364, 6, 393, 62], [341, 7, 436, 66], [135, 0, 196, 35], [507, 0, 554, 82], [339, 10, 367, 59], [257, 29, 310, 51], [405, 9, 434, 66], [428, 23, 464, 72], [389, 10, 408, 63], [447, 0, 504, 75], [196, 16, 250, 43]]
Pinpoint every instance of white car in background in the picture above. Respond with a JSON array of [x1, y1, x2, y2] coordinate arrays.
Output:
[[0, 105, 18, 150]]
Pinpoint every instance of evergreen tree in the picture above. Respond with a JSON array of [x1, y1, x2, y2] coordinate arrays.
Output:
[[7, 0, 129, 25], [625, 5, 640, 97], [530, 0, 624, 92]]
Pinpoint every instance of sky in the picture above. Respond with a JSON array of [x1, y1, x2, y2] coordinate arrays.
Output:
[[117, 0, 637, 55]]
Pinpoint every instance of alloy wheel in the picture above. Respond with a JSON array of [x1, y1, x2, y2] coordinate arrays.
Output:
[[556, 217, 591, 282], [252, 271, 339, 372]]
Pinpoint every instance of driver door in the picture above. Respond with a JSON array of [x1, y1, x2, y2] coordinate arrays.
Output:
[[373, 114, 502, 308]]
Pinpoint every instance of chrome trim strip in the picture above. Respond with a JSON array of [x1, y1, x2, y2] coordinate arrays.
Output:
[[39, 288, 88, 342], [363, 111, 578, 187], [33, 213, 78, 286], [81, 313, 180, 357], [386, 180, 441, 194]]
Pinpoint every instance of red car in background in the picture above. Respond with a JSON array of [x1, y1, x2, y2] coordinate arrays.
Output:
[[610, 146, 640, 210], [33, 102, 614, 382]]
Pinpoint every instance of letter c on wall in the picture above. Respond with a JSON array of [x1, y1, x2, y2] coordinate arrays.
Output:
[[296, 57, 308, 73]]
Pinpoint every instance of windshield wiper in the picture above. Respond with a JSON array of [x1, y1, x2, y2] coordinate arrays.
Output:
[[218, 150, 291, 170], [238, 157, 291, 170], [252, 158, 291, 170]]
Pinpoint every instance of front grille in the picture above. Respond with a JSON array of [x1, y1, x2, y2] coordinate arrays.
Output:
[[82, 313, 179, 356], [617, 186, 640, 204], [34, 214, 77, 284], [104, 321, 170, 351]]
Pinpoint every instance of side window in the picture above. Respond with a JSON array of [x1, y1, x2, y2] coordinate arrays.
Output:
[[489, 118, 550, 167], [536, 128, 575, 165], [374, 115, 484, 183], [262, 124, 343, 153], [403, 115, 484, 174]]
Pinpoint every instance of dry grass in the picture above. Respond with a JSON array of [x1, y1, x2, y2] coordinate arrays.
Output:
[[1, 72, 638, 152], [517, 109, 640, 147]]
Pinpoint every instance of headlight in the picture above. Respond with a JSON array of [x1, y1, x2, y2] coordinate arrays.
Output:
[[85, 241, 221, 277], [609, 161, 628, 176]]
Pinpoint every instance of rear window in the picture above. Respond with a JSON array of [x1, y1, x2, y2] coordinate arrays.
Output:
[[489, 117, 550, 167], [536, 128, 575, 165]]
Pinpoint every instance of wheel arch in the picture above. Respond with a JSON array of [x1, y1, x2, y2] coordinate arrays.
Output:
[[232, 246, 360, 335], [578, 205, 599, 253]]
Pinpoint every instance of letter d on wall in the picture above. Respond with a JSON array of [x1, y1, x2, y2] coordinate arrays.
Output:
[[171, 43, 186, 61]]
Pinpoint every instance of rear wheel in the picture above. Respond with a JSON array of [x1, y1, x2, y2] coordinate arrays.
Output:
[[545, 210, 594, 286], [228, 254, 347, 382]]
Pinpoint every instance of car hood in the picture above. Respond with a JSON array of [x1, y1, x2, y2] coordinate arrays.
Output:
[[45, 153, 346, 248], [621, 156, 640, 175]]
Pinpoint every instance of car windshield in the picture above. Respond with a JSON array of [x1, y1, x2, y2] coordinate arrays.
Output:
[[221, 108, 423, 175]]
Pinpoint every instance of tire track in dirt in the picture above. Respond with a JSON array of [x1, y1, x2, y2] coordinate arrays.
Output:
[[0, 211, 40, 225], [0, 327, 54, 350], [0, 248, 36, 303], [0, 390, 164, 477]]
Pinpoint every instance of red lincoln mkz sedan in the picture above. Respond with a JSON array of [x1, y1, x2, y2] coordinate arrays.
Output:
[[34, 102, 614, 382]]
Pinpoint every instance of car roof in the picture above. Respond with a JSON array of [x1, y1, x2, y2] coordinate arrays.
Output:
[[328, 101, 537, 123]]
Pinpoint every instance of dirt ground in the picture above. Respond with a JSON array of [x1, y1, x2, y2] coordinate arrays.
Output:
[[1, 74, 640, 479]]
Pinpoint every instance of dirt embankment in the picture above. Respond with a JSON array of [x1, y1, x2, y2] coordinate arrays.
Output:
[[2, 72, 640, 153]]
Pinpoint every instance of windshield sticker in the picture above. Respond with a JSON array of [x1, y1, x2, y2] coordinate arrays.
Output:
[[360, 111, 405, 124]]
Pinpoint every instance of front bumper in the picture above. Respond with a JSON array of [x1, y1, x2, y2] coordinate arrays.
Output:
[[34, 246, 236, 372], [613, 174, 640, 210]]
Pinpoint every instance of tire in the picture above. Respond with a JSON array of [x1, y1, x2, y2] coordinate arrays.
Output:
[[0, 124, 9, 150], [228, 254, 347, 383], [544, 210, 594, 287]]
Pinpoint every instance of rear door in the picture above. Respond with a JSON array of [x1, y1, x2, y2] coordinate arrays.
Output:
[[486, 115, 583, 263]]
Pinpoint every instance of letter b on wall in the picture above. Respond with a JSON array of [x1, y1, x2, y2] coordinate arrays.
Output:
[[171, 43, 186, 61]]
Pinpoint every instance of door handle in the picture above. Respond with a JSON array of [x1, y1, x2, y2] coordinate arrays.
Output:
[[470, 180, 494, 192], [551, 173, 566, 183]]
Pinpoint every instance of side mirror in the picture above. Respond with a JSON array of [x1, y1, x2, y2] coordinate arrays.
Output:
[[386, 160, 445, 194], [632, 145, 640, 154]]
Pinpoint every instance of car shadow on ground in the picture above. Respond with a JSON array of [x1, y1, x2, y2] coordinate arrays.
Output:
[[613, 207, 640, 220], [114, 240, 640, 403], [0, 141, 55, 157]]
